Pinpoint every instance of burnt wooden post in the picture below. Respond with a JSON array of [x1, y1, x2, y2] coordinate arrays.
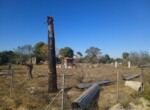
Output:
[[8, 63, 12, 74], [26, 63, 33, 79], [47, 16, 58, 92]]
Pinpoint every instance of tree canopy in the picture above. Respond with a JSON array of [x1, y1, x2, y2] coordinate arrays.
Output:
[[34, 42, 47, 62], [59, 47, 74, 58], [39, 44, 48, 61], [122, 52, 129, 59], [99, 54, 111, 64], [0, 51, 16, 65], [77, 51, 83, 57], [85, 47, 101, 57], [34, 42, 45, 55]]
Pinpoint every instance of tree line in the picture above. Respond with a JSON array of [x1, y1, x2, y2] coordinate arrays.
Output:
[[0, 41, 150, 67]]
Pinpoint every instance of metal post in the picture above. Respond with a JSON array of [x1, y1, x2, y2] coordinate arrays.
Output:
[[10, 69, 13, 98], [45, 90, 62, 110], [116, 72, 119, 102], [45, 74, 71, 110], [61, 74, 65, 110]]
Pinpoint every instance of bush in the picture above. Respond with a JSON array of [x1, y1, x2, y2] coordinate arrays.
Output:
[[74, 58, 84, 63], [0, 51, 17, 65], [83, 56, 99, 64], [129, 51, 150, 67]]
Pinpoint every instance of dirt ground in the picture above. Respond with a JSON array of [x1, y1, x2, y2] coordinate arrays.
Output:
[[0, 63, 149, 110]]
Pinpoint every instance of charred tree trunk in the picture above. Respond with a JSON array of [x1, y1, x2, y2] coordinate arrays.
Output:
[[26, 63, 33, 79], [47, 16, 58, 92]]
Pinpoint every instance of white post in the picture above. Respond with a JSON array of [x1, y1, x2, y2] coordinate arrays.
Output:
[[140, 69, 143, 84], [128, 61, 131, 68], [64, 58, 68, 68], [115, 61, 118, 68]]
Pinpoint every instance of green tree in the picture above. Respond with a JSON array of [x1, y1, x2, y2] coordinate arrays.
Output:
[[77, 51, 83, 57], [84, 47, 101, 63], [75, 51, 83, 63], [104, 54, 110, 62], [40, 44, 48, 61], [122, 52, 129, 59], [0, 51, 16, 65], [109, 58, 115, 63], [115, 58, 122, 62], [5, 51, 16, 63], [0, 52, 8, 65], [59, 47, 74, 58], [99, 54, 110, 64], [83, 55, 99, 63], [34, 42, 46, 63], [85, 47, 101, 57], [34, 42, 45, 55]]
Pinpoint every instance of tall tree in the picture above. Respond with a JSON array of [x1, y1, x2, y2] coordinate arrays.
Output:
[[99, 54, 110, 64], [34, 42, 45, 62], [122, 52, 129, 59], [0, 51, 9, 65], [34, 42, 45, 55], [85, 47, 101, 57], [77, 51, 83, 57], [59, 47, 74, 58], [47, 16, 57, 92], [40, 44, 48, 61], [0, 51, 17, 65], [104, 54, 110, 61]]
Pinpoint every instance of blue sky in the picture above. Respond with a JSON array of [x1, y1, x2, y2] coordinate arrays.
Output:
[[0, 0, 150, 58]]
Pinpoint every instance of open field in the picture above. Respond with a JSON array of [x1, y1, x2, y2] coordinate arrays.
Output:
[[0, 64, 150, 110]]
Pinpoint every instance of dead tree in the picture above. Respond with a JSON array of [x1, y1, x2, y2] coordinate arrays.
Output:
[[47, 16, 58, 92]]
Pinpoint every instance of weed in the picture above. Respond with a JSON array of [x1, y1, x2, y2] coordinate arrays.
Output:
[[132, 99, 142, 105], [143, 86, 150, 101], [146, 104, 150, 108], [14, 98, 22, 108]]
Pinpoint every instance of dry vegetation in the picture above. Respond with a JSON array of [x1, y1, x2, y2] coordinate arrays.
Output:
[[0, 63, 150, 110]]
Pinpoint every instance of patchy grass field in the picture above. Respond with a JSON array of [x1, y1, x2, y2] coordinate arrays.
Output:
[[0, 64, 149, 110]]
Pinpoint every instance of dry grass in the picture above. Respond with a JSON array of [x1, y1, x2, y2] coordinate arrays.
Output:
[[0, 64, 149, 110]]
